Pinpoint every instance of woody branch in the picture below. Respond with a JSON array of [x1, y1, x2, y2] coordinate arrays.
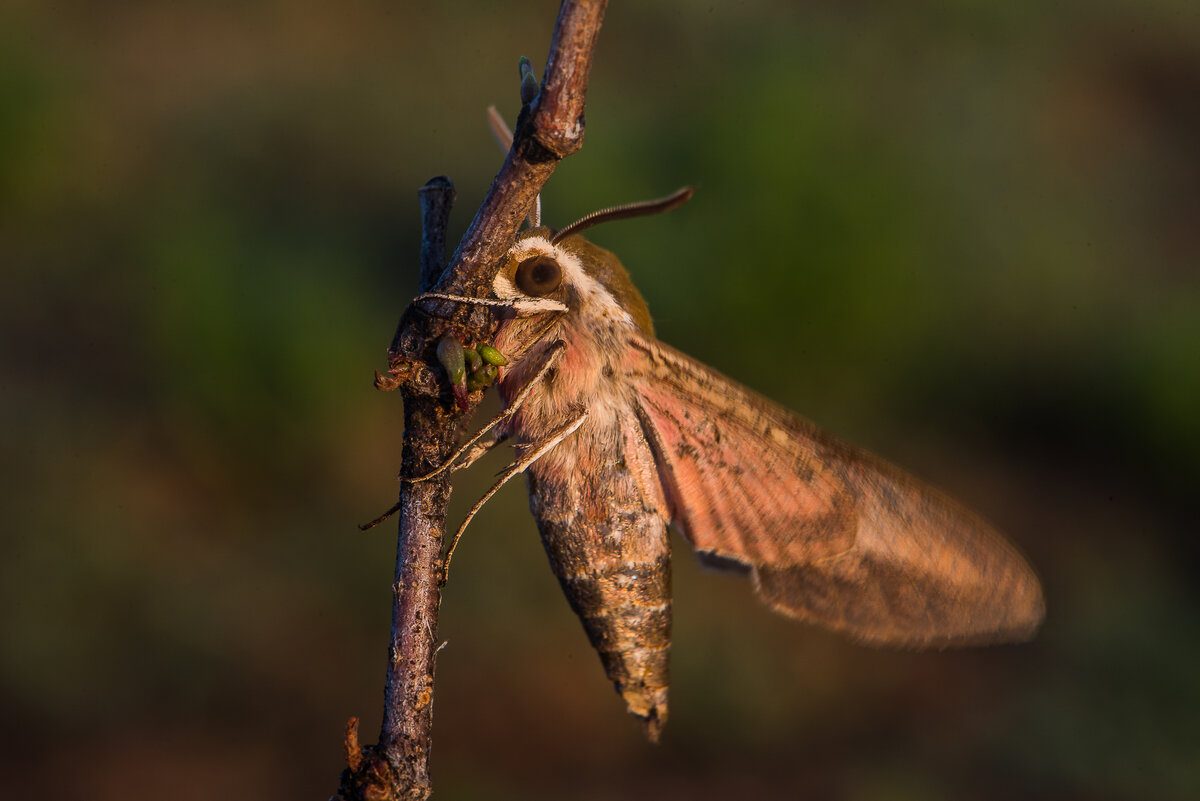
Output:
[[331, 2, 608, 800]]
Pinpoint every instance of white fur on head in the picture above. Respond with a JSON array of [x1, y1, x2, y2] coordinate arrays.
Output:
[[494, 236, 634, 326]]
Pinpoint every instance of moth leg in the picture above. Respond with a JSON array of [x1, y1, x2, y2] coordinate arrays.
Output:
[[412, 292, 518, 309], [359, 341, 568, 532], [357, 434, 505, 531], [400, 428, 508, 487], [405, 340, 568, 484], [413, 292, 565, 317], [447, 430, 509, 474], [441, 407, 588, 584]]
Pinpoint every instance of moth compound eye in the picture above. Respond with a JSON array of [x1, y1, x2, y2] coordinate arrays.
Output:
[[515, 255, 563, 297]]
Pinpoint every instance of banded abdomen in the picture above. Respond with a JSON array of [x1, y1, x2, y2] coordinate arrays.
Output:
[[524, 413, 673, 739]]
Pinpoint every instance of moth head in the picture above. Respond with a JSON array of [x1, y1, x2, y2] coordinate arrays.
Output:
[[494, 229, 663, 334], [492, 230, 572, 316], [492, 187, 695, 333]]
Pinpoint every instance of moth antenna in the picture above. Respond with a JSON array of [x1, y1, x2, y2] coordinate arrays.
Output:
[[551, 186, 695, 244], [486, 105, 542, 228], [486, 105, 513, 151]]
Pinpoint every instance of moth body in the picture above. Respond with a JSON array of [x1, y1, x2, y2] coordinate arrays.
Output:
[[479, 210, 1043, 739], [495, 232, 674, 738]]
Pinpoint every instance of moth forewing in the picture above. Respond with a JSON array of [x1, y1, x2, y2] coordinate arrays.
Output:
[[626, 334, 1045, 647]]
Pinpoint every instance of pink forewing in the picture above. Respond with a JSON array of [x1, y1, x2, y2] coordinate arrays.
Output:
[[624, 339, 858, 567], [623, 334, 1045, 646]]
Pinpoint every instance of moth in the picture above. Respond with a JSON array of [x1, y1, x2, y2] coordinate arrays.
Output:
[[409, 188, 1044, 741]]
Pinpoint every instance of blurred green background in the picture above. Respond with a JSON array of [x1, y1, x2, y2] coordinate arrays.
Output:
[[2, 1, 1197, 799]]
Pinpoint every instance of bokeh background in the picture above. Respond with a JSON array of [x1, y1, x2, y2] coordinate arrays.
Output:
[[3, 1, 1197, 799]]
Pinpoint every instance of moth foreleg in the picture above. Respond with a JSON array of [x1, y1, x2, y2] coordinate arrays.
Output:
[[413, 292, 517, 308], [441, 407, 588, 584], [413, 292, 565, 317]]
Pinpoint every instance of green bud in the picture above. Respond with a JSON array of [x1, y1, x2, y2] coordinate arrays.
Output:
[[436, 335, 466, 385], [477, 362, 499, 385], [463, 347, 483, 373], [437, 335, 471, 410], [518, 56, 538, 105], [477, 344, 509, 366], [467, 362, 498, 390]]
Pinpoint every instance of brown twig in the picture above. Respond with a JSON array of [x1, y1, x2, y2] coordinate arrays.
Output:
[[332, 3, 608, 799], [416, 176, 455, 293]]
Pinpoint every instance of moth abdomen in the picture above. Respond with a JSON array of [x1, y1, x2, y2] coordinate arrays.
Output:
[[529, 448, 674, 740], [557, 560, 672, 740]]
